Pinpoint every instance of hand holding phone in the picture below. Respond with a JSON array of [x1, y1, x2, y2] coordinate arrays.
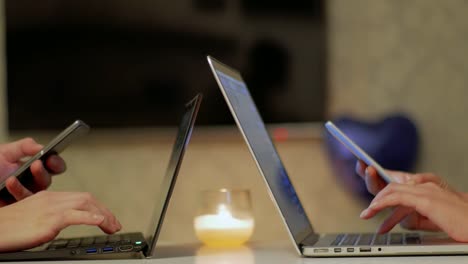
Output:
[[325, 121, 393, 183], [0, 120, 90, 203]]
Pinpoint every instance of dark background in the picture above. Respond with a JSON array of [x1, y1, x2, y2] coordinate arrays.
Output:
[[5, 0, 326, 130]]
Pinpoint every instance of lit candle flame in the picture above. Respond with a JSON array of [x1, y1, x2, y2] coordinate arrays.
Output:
[[194, 204, 254, 247]]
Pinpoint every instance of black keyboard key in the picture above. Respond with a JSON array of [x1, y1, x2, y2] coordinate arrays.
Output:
[[330, 234, 345, 246], [49, 239, 68, 249], [50, 239, 68, 246], [357, 234, 374, 246], [66, 239, 81, 248], [80, 237, 95, 246], [94, 236, 108, 244], [120, 235, 132, 244], [373, 234, 388, 245], [108, 235, 121, 243], [341, 234, 359, 246], [120, 239, 131, 245], [390, 233, 403, 245], [405, 233, 421, 244], [404, 233, 421, 239], [405, 237, 421, 244]]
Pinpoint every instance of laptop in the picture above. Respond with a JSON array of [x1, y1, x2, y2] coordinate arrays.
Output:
[[0, 94, 202, 261], [206, 56, 468, 257]]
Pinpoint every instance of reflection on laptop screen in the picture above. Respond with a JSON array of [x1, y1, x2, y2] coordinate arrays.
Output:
[[213, 68, 313, 244]]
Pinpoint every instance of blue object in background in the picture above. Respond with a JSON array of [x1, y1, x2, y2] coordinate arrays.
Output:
[[324, 115, 419, 201]]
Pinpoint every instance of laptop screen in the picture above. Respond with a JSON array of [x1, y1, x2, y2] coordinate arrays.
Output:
[[144, 94, 202, 257], [208, 57, 314, 246]]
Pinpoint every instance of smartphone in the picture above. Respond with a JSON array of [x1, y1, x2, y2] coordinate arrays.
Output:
[[0, 120, 90, 202], [325, 121, 393, 183]]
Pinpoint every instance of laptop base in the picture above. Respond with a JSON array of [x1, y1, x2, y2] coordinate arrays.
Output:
[[303, 232, 468, 257]]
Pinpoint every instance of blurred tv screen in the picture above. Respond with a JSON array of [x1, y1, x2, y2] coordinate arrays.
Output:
[[5, 0, 326, 130]]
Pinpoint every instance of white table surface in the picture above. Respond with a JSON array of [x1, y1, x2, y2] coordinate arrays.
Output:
[[6, 241, 468, 264]]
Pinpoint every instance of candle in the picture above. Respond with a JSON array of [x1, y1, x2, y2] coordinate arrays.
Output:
[[195, 246, 254, 264], [194, 204, 254, 247]]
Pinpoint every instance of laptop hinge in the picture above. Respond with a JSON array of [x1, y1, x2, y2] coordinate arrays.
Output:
[[300, 233, 320, 247]]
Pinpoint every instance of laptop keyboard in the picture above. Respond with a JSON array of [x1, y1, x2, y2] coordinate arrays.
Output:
[[46, 234, 135, 250], [330, 233, 421, 246]]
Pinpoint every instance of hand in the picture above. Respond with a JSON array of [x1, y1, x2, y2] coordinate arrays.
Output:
[[360, 181, 468, 242], [0, 138, 66, 205], [0, 191, 122, 252], [355, 160, 458, 232], [355, 160, 452, 195]]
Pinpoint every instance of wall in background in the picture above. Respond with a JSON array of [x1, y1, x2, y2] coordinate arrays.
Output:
[[5, 0, 326, 130], [328, 0, 468, 188]]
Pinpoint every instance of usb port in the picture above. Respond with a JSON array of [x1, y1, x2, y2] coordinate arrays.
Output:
[[85, 248, 97, 254], [102, 246, 114, 253], [360, 247, 371, 252], [334, 248, 342, 253], [347, 248, 354, 252]]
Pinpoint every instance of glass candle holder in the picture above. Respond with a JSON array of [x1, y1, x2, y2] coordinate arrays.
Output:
[[194, 189, 254, 247]]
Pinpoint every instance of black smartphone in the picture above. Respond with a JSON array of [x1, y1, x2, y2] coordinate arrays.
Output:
[[0, 120, 90, 202]]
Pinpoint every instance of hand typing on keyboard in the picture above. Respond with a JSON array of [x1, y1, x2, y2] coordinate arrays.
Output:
[[0, 191, 122, 252], [356, 160, 468, 242]]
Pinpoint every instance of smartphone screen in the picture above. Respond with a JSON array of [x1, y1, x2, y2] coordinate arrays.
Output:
[[325, 121, 393, 183], [0, 120, 90, 202]]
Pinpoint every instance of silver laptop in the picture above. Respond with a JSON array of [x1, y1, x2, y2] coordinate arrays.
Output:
[[206, 56, 468, 257], [0, 94, 202, 261]]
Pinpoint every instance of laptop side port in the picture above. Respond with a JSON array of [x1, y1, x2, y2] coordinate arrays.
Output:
[[118, 245, 134, 252], [313, 248, 329, 253], [347, 248, 354, 252], [359, 247, 371, 252], [85, 248, 98, 254], [334, 248, 341, 253], [102, 246, 114, 253]]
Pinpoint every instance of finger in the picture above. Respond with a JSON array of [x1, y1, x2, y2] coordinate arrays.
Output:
[[65, 193, 121, 233], [44, 155, 66, 174], [361, 191, 430, 219], [356, 160, 412, 195], [59, 210, 105, 230], [30, 160, 51, 191], [368, 167, 414, 185], [92, 200, 122, 233], [362, 182, 446, 231], [364, 166, 387, 195], [411, 173, 453, 192], [360, 183, 420, 218], [371, 182, 427, 206], [370, 182, 455, 216], [382, 169, 413, 183], [412, 173, 441, 184], [81, 203, 118, 234], [355, 160, 367, 178], [2, 138, 43, 163], [376, 206, 414, 233], [83, 202, 120, 234], [5, 177, 34, 201], [43, 192, 122, 232]]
